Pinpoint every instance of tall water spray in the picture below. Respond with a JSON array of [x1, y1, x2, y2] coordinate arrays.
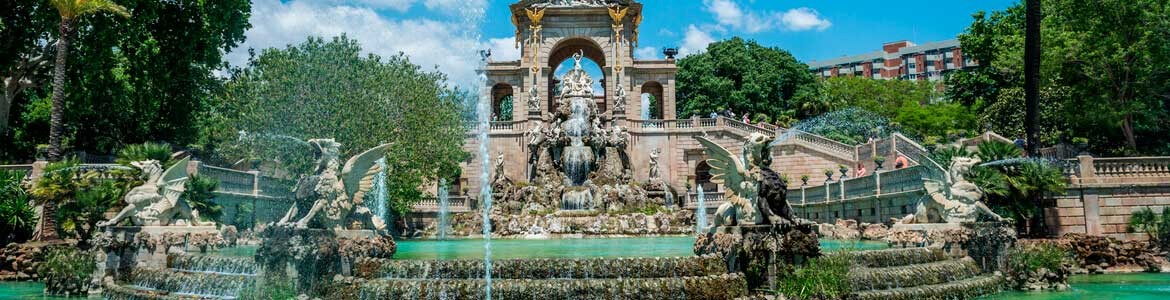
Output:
[[640, 94, 651, 119], [475, 51, 494, 299], [437, 178, 449, 240], [370, 158, 389, 224], [695, 185, 707, 234]]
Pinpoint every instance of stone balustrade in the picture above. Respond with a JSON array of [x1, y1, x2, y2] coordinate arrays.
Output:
[[198, 164, 259, 195], [682, 191, 726, 209], [1066, 155, 1170, 185], [411, 196, 472, 213]]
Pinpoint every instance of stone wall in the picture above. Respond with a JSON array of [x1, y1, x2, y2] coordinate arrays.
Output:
[[1047, 156, 1170, 239]]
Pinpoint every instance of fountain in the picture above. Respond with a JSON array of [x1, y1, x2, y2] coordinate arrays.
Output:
[[476, 48, 495, 300], [370, 158, 389, 225], [437, 178, 449, 240], [695, 185, 707, 234]]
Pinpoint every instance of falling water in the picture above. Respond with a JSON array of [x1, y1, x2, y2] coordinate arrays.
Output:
[[695, 185, 707, 234], [475, 51, 494, 300], [560, 97, 595, 187], [370, 158, 389, 223], [437, 178, 450, 240], [640, 94, 651, 119]]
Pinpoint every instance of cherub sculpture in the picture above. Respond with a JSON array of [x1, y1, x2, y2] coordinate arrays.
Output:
[[277, 139, 390, 231], [696, 132, 794, 232], [900, 157, 1006, 224], [99, 156, 209, 227]]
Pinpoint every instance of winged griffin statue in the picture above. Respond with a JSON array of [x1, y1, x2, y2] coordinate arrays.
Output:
[[696, 133, 795, 233], [900, 156, 1005, 224], [99, 156, 210, 227], [276, 139, 390, 231]]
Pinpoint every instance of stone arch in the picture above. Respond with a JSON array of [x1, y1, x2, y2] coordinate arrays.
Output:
[[491, 83, 514, 121], [695, 161, 717, 192], [641, 81, 664, 119], [546, 37, 608, 111]]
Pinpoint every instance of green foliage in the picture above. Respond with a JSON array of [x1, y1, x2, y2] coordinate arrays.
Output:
[[208, 36, 468, 218], [230, 202, 255, 230], [1006, 243, 1074, 277], [1, 0, 251, 157], [116, 142, 173, 166], [676, 37, 819, 121], [954, 0, 1170, 154], [796, 108, 902, 145], [59, 180, 125, 249], [975, 141, 1023, 163], [184, 174, 221, 222], [815, 77, 978, 142], [0, 170, 36, 245], [962, 143, 1066, 234], [37, 247, 96, 296], [497, 95, 514, 121], [770, 252, 852, 300], [1129, 207, 1170, 249]]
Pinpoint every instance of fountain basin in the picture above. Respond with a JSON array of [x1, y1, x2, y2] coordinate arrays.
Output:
[[336, 273, 749, 300], [354, 255, 726, 279]]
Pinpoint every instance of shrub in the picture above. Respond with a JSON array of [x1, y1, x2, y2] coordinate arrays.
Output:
[[185, 174, 222, 222], [116, 142, 174, 166], [1129, 207, 1170, 249], [770, 252, 852, 300], [0, 170, 35, 245], [38, 247, 96, 296], [58, 180, 125, 249], [1005, 243, 1074, 290]]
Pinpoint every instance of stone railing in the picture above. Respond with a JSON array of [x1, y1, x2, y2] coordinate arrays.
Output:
[[723, 118, 775, 136], [1067, 155, 1170, 184], [198, 164, 258, 195], [786, 129, 857, 161], [683, 191, 727, 209], [412, 196, 472, 212], [791, 165, 929, 206]]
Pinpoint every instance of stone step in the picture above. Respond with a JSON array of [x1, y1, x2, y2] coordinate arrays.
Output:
[[353, 254, 727, 279], [849, 247, 948, 268], [118, 268, 253, 299], [167, 254, 257, 276], [340, 273, 749, 300], [849, 257, 981, 291], [852, 274, 1004, 300]]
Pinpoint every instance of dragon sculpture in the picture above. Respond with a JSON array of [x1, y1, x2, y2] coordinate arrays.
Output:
[[696, 132, 794, 233], [276, 139, 391, 231], [900, 156, 1006, 224], [99, 156, 209, 227]]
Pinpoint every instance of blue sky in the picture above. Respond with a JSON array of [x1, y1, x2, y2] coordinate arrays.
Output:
[[227, 0, 1018, 86]]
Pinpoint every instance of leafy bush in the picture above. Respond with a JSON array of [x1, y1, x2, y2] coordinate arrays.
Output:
[[1006, 243, 1074, 290], [770, 252, 852, 300], [116, 142, 174, 166], [185, 174, 222, 222], [38, 247, 96, 296], [58, 181, 126, 249], [0, 170, 35, 245], [30, 158, 131, 246], [1129, 207, 1170, 249]]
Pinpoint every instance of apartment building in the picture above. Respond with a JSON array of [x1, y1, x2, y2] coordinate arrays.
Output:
[[807, 39, 977, 81]]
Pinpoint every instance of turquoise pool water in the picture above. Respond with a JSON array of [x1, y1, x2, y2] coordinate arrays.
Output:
[[0, 281, 77, 299], [982, 273, 1170, 300]]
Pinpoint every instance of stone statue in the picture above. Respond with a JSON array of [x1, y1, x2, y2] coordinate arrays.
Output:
[[900, 157, 1006, 224], [100, 156, 209, 227], [527, 84, 541, 111], [648, 148, 661, 180], [696, 133, 795, 232], [613, 83, 627, 112], [277, 139, 390, 231]]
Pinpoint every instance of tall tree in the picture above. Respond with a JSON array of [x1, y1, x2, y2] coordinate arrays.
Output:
[[675, 37, 820, 121], [46, 0, 130, 161], [208, 36, 469, 222]]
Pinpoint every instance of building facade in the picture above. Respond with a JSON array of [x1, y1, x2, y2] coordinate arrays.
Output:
[[807, 39, 977, 81]]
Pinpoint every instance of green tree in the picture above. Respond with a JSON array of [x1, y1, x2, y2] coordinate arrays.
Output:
[[2, 0, 252, 161], [0, 170, 36, 245], [46, 0, 131, 161], [209, 36, 468, 220], [676, 37, 819, 121], [820, 76, 977, 140]]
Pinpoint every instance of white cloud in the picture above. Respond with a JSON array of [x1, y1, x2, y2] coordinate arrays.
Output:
[[487, 37, 522, 62], [679, 25, 716, 57], [702, 0, 831, 33], [225, 0, 494, 86], [635, 47, 660, 60], [780, 8, 832, 32]]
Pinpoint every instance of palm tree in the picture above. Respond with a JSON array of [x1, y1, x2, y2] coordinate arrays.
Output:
[[45, 0, 130, 161]]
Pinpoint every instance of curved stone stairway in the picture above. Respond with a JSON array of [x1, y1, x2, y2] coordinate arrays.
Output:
[[848, 247, 1003, 300], [104, 254, 256, 300]]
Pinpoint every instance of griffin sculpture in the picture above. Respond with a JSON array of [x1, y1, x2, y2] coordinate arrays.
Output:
[[900, 156, 1006, 224], [276, 139, 391, 231], [99, 156, 209, 227], [696, 132, 794, 233]]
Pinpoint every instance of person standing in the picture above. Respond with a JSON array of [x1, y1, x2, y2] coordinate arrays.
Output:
[[854, 163, 867, 177], [894, 154, 909, 169]]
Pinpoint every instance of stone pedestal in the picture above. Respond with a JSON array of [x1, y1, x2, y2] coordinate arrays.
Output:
[[256, 227, 396, 297], [693, 223, 821, 290], [99, 226, 220, 280], [887, 222, 1016, 272]]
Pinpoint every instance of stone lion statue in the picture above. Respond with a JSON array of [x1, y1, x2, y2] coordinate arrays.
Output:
[[900, 156, 1005, 224], [99, 156, 210, 227], [696, 132, 795, 233], [276, 139, 390, 231]]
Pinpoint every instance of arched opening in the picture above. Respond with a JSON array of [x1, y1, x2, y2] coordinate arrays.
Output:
[[695, 161, 717, 192], [547, 38, 607, 111], [641, 81, 664, 119], [491, 84, 514, 121]]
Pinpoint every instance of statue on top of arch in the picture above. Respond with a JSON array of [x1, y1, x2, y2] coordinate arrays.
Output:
[[527, 0, 624, 8]]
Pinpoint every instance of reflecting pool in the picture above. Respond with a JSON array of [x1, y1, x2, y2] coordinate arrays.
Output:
[[984, 273, 1170, 300]]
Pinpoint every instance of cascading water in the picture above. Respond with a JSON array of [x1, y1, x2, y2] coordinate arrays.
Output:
[[370, 158, 389, 224], [695, 185, 707, 234], [640, 93, 651, 119], [560, 97, 594, 186], [438, 178, 449, 240], [475, 51, 494, 299]]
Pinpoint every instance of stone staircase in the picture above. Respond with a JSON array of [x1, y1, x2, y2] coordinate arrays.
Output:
[[848, 247, 1003, 300]]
